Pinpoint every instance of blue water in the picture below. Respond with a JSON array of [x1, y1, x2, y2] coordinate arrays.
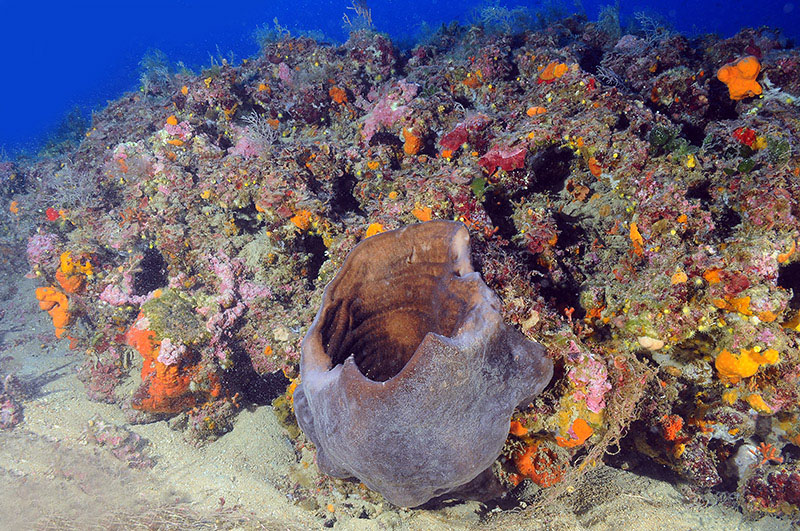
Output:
[[0, 0, 797, 156]]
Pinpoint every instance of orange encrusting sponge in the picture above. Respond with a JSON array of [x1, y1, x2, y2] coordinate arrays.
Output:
[[512, 442, 565, 487], [36, 287, 71, 338], [126, 313, 197, 414], [716, 56, 762, 100], [55, 251, 93, 294], [714, 347, 779, 384], [555, 417, 594, 448]]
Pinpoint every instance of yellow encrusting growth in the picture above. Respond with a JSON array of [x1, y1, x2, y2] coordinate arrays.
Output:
[[747, 393, 773, 414], [714, 347, 779, 384], [365, 223, 384, 238]]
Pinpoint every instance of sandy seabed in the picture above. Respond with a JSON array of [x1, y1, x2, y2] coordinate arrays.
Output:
[[0, 276, 790, 531]]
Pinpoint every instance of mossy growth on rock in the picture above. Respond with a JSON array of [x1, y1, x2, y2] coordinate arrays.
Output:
[[273, 389, 301, 440], [140, 289, 208, 345]]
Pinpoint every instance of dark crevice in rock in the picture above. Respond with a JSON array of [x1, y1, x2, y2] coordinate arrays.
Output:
[[330, 171, 363, 216], [133, 248, 168, 296], [778, 262, 800, 309], [298, 233, 327, 288], [525, 146, 574, 196]]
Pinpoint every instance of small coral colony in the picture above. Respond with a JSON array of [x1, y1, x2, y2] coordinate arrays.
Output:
[[2, 7, 800, 520]]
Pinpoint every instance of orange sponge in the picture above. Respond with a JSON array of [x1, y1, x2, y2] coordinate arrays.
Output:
[[55, 251, 92, 294], [716, 56, 762, 100], [513, 441, 565, 487], [715, 347, 779, 384], [55, 269, 85, 294], [555, 417, 594, 448], [538, 61, 568, 83], [36, 286, 71, 338], [402, 128, 423, 155], [126, 313, 197, 413], [135, 359, 196, 413]]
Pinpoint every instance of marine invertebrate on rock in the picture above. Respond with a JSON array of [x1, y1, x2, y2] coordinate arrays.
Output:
[[537, 61, 568, 84], [126, 312, 197, 414], [59, 250, 93, 277], [740, 462, 800, 516], [555, 417, 594, 448], [512, 440, 565, 487], [0, 393, 23, 430], [293, 221, 553, 507], [565, 347, 611, 414], [411, 205, 432, 222], [328, 86, 347, 104], [439, 114, 491, 155], [290, 209, 313, 231], [402, 127, 423, 155], [364, 222, 384, 238], [55, 251, 92, 294], [26, 233, 58, 270], [478, 144, 528, 173], [55, 268, 84, 294], [35, 286, 71, 338], [674, 434, 722, 487], [714, 347, 779, 384], [750, 442, 783, 466], [660, 414, 684, 442], [361, 79, 418, 142], [716, 56, 762, 100]]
